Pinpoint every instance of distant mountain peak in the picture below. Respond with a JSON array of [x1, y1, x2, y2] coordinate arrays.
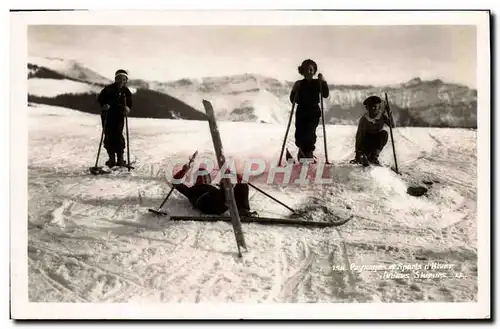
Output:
[[28, 56, 111, 85], [403, 77, 422, 87]]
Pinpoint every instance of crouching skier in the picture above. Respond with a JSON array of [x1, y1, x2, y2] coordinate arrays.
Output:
[[97, 69, 132, 168], [351, 95, 395, 166], [171, 163, 258, 217]]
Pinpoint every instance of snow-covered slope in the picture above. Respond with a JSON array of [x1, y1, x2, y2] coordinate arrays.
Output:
[[28, 78, 103, 98], [26, 104, 478, 304], [29, 56, 112, 86], [155, 84, 291, 123]]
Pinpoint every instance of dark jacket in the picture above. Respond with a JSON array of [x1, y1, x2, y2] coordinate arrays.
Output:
[[172, 166, 227, 215], [97, 83, 133, 116], [355, 113, 394, 151], [171, 166, 250, 215], [289, 78, 329, 114]]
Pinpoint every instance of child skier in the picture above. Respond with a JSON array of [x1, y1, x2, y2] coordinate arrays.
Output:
[[289, 59, 329, 161], [171, 163, 257, 217], [351, 95, 395, 166], [97, 69, 133, 168]]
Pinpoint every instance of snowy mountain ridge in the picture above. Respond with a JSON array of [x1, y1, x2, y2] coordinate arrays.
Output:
[[27, 56, 477, 128]]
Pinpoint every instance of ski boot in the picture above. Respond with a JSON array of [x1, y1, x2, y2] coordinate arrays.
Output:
[[368, 152, 382, 166], [359, 153, 370, 167], [116, 152, 127, 167], [298, 149, 316, 164], [305, 150, 317, 164], [297, 149, 305, 162], [105, 151, 116, 168], [239, 209, 258, 217], [350, 151, 369, 167]]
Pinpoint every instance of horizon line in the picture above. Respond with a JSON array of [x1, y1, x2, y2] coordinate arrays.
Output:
[[28, 55, 476, 90]]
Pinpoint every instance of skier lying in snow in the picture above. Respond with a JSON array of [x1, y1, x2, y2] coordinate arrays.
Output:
[[97, 69, 133, 168], [351, 95, 395, 166], [171, 164, 258, 217]]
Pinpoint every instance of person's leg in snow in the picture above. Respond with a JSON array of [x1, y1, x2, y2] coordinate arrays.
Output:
[[114, 116, 126, 167], [233, 183, 257, 216], [101, 112, 116, 167], [294, 115, 307, 158], [295, 112, 320, 160], [194, 185, 227, 215], [173, 183, 192, 200], [366, 130, 388, 165], [303, 114, 320, 159]]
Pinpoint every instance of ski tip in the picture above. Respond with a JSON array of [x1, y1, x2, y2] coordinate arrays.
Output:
[[148, 209, 168, 216], [89, 166, 111, 175]]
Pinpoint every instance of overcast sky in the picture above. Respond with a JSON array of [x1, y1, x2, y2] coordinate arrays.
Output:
[[28, 25, 477, 88]]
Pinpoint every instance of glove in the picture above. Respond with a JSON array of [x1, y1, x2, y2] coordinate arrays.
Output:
[[102, 104, 110, 111], [224, 169, 244, 183], [173, 164, 190, 179], [123, 105, 131, 114], [384, 102, 391, 115]]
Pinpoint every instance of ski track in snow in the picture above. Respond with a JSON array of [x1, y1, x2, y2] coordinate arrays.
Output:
[[27, 105, 478, 303]]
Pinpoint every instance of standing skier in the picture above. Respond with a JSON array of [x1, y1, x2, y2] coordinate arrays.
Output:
[[97, 69, 132, 168], [289, 59, 329, 161], [171, 163, 257, 217], [351, 95, 395, 166]]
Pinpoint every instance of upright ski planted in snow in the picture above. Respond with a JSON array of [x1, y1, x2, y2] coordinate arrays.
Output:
[[384, 92, 400, 174], [202, 100, 247, 256]]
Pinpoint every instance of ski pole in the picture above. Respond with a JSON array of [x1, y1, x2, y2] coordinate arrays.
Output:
[[225, 167, 296, 213], [122, 93, 132, 172], [159, 186, 175, 207], [148, 150, 198, 216], [93, 111, 108, 168], [319, 73, 329, 164], [278, 92, 298, 166], [248, 182, 296, 214], [125, 112, 131, 171], [384, 92, 399, 174]]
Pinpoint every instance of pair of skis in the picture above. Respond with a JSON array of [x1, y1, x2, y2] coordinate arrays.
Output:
[[148, 100, 353, 257], [148, 99, 247, 257], [168, 214, 352, 228]]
